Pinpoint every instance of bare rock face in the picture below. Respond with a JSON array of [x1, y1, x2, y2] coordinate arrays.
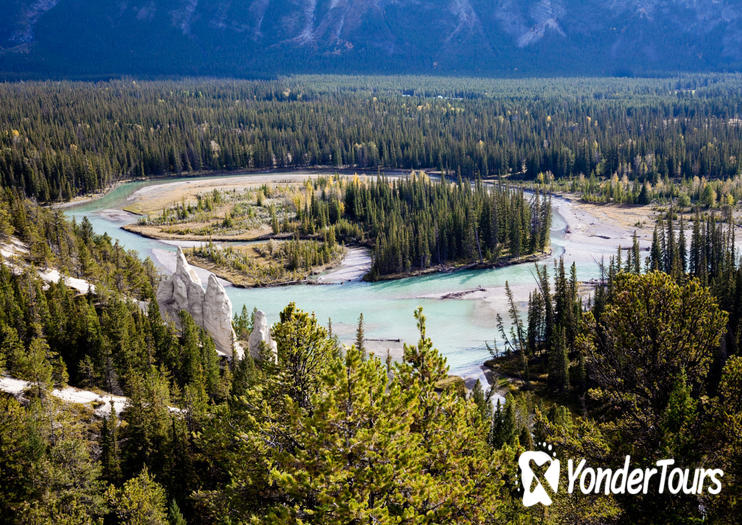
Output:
[[163, 248, 205, 324], [204, 274, 239, 358], [248, 310, 277, 362], [157, 248, 241, 358], [6, 0, 742, 77]]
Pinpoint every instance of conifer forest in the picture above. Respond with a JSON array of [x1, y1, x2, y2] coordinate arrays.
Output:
[[1, 74, 741, 524]]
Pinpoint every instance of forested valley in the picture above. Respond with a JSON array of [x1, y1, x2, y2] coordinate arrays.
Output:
[[1, 183, 741, 523], [0, 193, 539, 523], [2, 75, 742, 203], [1, 74, 742, 524]]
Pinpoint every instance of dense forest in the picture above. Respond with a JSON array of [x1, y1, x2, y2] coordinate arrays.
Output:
[[299, 174, 551, 277], [0, 195, 517, 522], [490, 209, 742, 523], [1, 74, 742, 523], [2, 194, 740, 522], [529, 171, 742, 208], [0, 189, 156, 299], [2, 75, 742, 202]]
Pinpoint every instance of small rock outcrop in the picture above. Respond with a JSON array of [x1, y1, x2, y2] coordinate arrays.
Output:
[[203, 274, 237, 357], [157, 248, 242, 358], [248, 310, 277, 362]]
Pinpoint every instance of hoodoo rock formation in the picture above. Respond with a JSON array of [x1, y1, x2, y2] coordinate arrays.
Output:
[[203, 273, 238, 357], [248, 310, 278, 362], [157, 248, 242, 358]]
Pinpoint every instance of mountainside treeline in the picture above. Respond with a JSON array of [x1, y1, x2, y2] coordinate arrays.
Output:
[[0, 198, 521, 522], [2, 75, 742, 201], [0, 188, 156, 298], [0, 190, 227, 396]]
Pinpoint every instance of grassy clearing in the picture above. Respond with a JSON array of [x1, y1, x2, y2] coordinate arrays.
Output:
[[184, 239, 344, 287]]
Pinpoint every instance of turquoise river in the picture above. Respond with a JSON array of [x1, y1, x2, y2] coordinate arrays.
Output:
[[64, 172, 630, 383]]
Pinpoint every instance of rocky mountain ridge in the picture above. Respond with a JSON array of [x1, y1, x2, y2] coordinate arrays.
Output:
[[1, 0, 740, 76]]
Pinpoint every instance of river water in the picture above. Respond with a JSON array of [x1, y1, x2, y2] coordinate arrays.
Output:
[[65, 172, 621, 381]]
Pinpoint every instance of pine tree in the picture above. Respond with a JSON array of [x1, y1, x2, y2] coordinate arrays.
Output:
[[535, 264, 555, 355], [233, 305, 251, 341], [631, 230, 641, 274], [690, 210, 702, 276], [100, 401, 122, 484], [575, 350, 587, 395], [650, 226, 662, 271], [109, 467, 168, 524], [169, 499, 187, 525], [660, 370, 697, 456], [549, 327, 570, 393], [214, 306, 509, 522], [471, 379, 491, 422], [665, 210, 676, 273], [17, 336, 55, 397], [585, 272, 727, 451], [489, 397, 517, 448], [121, 368, 173, 479], [0, 324, 23, 375], [272, 303, 336, 410], [558, 329, 570, 393], [678, 217, 687, 274], [520, 349, 530, 384], [525, 292, 537, 355], [519, 425, 534, 450], [355, 312, 366, 356]]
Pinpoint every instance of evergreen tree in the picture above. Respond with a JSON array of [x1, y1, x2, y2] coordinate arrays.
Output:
[[470, 379, 490, 422], [169, 499, 187, 525], [16, 336, 55, 398], [548, 327, 570, 393], [584, 272, 727, 449], [489, 398, 517, 448], [109, 468, 168, 525], [100, 401, 122, 485], [355, 312, 366, 355], [678, 217, 687, 274], [650, 226, 662, 271], [272, 302, 336, 410], [631, 230, 641, 274]]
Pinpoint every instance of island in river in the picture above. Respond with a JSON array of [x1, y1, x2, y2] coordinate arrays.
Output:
[[121, 170, 557, 286]]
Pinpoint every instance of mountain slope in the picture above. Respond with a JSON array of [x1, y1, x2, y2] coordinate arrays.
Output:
[[1, 0, 741, 76]]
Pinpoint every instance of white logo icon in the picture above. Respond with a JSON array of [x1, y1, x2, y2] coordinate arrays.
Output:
[[519, 449, 561, 507]]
